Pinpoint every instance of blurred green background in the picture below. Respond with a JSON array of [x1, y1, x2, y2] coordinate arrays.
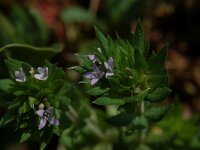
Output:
[[0, 0, 200, 149]]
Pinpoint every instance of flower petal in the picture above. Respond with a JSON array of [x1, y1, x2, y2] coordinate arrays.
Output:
[[91, 78, 99, 85], [15, 68, 26, 82], [104, 62, 109, 70], [34, 74, 44, 80], [92, 64, 99, 72], [105, 72, 114, 78], [36, 109, 45, 117], [83, 72, 95, 79], [108, 57, 114, 70], [88, 55, 97, 62], [46, 107, 54, 115], [34, 67, 48, 80], [38, 117, 47, 130], [48, 116, 59, 126]]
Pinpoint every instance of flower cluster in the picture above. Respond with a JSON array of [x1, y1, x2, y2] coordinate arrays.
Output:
[[14, 67, 59, 130], [14, 67, 48, 82], [83, 54, 114, 85]]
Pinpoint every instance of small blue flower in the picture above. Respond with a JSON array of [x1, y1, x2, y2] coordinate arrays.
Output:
[[15, 68, 26, 82], [83, 64, 104, 85], [34, 67, 48, 81], [36, 107, 59, 130], [104, 57, 114, 78]]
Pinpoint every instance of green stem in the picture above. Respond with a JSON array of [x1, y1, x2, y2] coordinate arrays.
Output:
[[140, 101, 146, 143]]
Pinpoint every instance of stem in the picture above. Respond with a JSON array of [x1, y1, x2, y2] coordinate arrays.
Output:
[[140, 101, 146, 143], [141, 101, 145, 114]]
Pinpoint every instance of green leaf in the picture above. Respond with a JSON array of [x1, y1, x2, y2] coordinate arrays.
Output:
[[58, 96, 71, 110], [76, 53, 91, 69], [61, 7, 97, 24], [18, 101, 30, 115], [132, 19, 146, 56], [20, 132, 31, 143], [87, 87, 110, 96], [0, 109, 16, 127], [134, 49, 147, 73], [148, 74, 169, 87], [28, 97, 37, 108], [59, 131, 73, 148], [40, 127, 53, 150], [0, 79, 14, 93], [131, 116, 148, 130], [1, 43, 62, 66], [68, 66, 87, 74], [106, 113, 134, 126], [145, 87, 171, 102], [147, 45, 168, 74], [127, 89, 149, 102], [93, 97, 124, 106], [94, 26, 108, 51], [108, 78, 129, 92], [145, 105, 172, 121]]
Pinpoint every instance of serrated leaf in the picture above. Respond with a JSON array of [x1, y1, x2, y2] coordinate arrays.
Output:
[[0, 79, 14, 93], [132, 20, 146, 56], [20, 132, 31, 143], [145, 105, 172, 121], [147, 45, 168, 74], [106, 113, 134, 126], [94, 26, 108, 51], [134, 49, 147, 73], [87, 87, 110, 96], [145, 87, 171, 102], [93, 97, 124, 106]]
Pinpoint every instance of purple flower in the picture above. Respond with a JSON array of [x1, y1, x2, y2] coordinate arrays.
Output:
[[36, 107, 59, 130], [104, 57, 114, 78], [15, 68, 26, 82], [34, 67, 48, 81], [88, 54, 97, 63], [83, 64, 104, 85]]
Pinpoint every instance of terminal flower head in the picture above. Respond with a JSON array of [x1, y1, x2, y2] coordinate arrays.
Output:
[[83, 63, 104, 85], [34, 67, 48, 81], [15, 68, 26, 82], [36, 107, 59, 130], [104, 57, 114, 78]]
